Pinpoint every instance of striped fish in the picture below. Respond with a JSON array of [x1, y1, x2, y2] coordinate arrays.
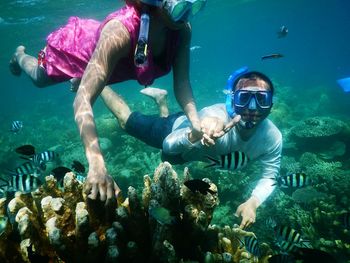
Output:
[[10, 120, 23, 133], [275, 172, 311, 189], [8, 161, 43, 177], [33, 151, 59, 164], [274, 226, 311, 248], [205, 151, 249, 170], [276, 240, 298, 253], [0, 173, 42, 193], [244, 235, 260, 257]]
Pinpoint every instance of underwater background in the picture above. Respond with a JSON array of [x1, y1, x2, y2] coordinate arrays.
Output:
[[1, 0, 350, 261]]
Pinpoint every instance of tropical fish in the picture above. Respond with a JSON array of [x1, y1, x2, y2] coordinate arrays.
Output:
[[51, 166, 72, 182], [244, 235, 260, 257], [261, 53, 284, 60], [72, 160, 85, 174], [205, 151, 249, 170], [276, 240, 298, 253], [274, 225, 311, 248], [184, 179, 216, 195], [0, 216, 8, 236], [149, 206, 176, 225], [273, 172, 312, 189], [15, 144, 36, 156], [10, 120, 23, 133], [277, 25, 288, 38], [0, 173, 42, 193], [7, 161, 44, 177]]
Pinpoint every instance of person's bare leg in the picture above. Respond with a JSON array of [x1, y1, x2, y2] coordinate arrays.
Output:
[[101, 86, 131, 129], [140, 87, 169, 117], [9, 46, 54, 87]]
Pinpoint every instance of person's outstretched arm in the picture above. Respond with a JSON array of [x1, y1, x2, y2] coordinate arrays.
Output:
[[172, 24, 201, 138], [73, 19, 130, 203]]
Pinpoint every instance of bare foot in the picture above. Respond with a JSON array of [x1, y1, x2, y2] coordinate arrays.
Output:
[[140, 87, 168, 105], [9, 46, 25, 76], [70, 78, 81, 92]]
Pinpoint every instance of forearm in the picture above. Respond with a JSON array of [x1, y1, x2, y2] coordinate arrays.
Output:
[[174, 85, 200, 128], [74, 91, 105, 172]]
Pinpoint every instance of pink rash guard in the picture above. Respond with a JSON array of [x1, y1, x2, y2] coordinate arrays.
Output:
[[44, 4, 179, 86]]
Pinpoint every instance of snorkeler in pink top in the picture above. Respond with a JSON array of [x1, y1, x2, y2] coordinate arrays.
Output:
[[9, 0, 207, 203]]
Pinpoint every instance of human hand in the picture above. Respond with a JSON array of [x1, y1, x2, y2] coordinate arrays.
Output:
[[84, 165, 120, 204], [200, 116, 225, 146], [235, 196, 260, 229]]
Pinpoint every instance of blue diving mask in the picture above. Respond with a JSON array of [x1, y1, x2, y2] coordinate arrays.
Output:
[[233, 90, 273, 110], [163, 0, 207, 22]]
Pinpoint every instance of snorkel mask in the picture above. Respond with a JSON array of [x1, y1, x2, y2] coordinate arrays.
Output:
[[225, 67, 273, 129], [163, 0, 207, 22], [135, 0, 206, 67]]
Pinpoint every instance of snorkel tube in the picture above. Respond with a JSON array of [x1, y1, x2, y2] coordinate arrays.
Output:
[[225, 66, 249, 118], [225, 66, 257, 129], [134, 12, 150, 67], [134, 0, 163, 67]]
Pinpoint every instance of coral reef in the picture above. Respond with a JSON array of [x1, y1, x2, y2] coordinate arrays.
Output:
[[0, 162, 272, 263]]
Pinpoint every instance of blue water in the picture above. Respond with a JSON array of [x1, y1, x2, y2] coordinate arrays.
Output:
[[1, 0, 349, 118], [1, 0, 350, 260]]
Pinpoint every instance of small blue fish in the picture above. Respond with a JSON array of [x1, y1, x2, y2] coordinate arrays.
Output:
[[205, 151, 249, 171], [10, 120, 23, 133]]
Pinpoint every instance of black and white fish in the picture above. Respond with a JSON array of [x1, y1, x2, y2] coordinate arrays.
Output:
[[10, 120, 23, 133], [244, 235, 261, 257], [205, 151, 249, 170], [0, 173, 42, 193], [273, 172, 312, 189], [276, 240, 298, 253], [184, 179, 216, 195], [274, 225, 311, 248], [277, 25, 288, 38], [7, 161, 44, 178]]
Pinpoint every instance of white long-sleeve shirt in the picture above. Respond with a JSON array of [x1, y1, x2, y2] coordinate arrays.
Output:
[[162, 103, 282, 205]]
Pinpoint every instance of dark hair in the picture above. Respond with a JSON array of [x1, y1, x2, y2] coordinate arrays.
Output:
[[233, 71, 274, 95]]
